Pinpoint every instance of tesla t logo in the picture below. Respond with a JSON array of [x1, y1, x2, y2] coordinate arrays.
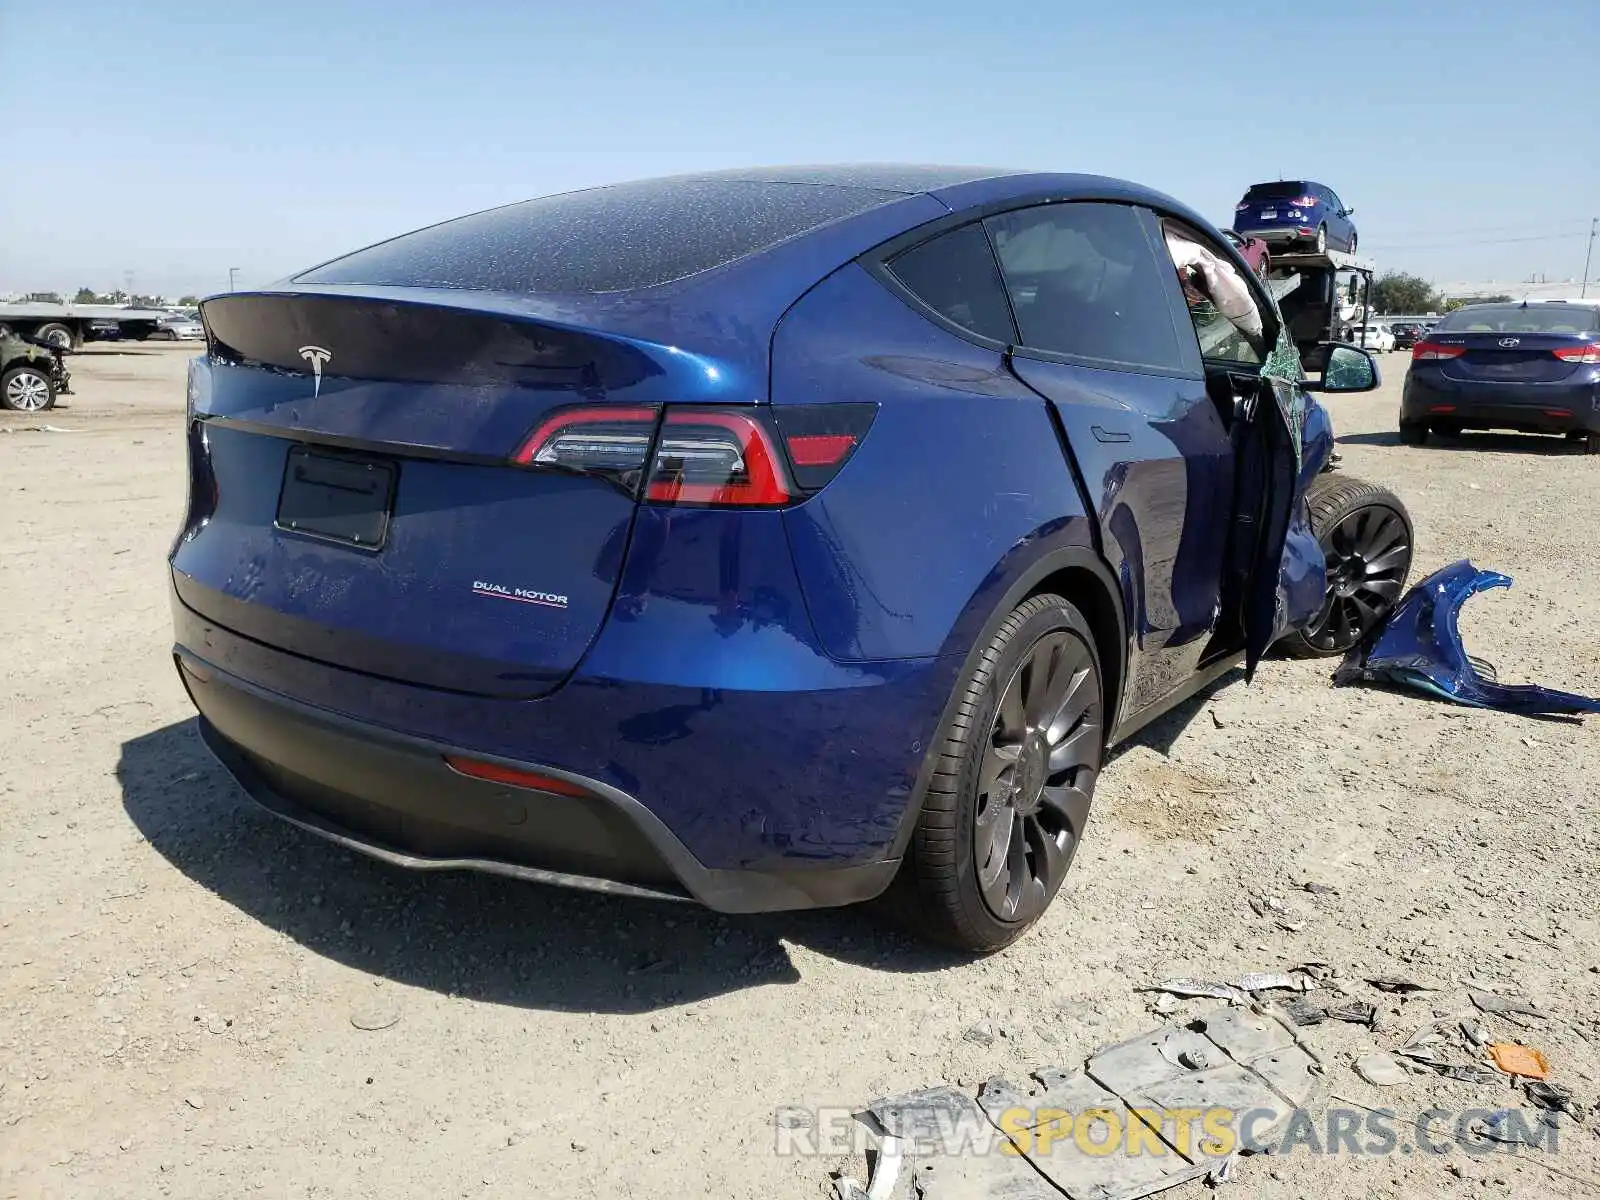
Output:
[[298, 345, 332, 397], [1499, 337, 1520, 348]]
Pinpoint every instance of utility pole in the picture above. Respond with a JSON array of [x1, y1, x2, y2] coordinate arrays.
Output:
[[1583, 218, 1596, 300], [228, 267, 240, 292]]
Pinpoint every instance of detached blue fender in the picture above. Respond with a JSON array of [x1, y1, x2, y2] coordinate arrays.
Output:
[[1334, 560, 1600, 715]]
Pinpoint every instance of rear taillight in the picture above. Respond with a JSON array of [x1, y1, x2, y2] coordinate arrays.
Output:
[[646, 410, 791, 506], [515, 403, 876, 506], [1235, 202, 1249, 212], [1413, 342, 1466, 361], [1291, 195, 1317, 208], [1553, 343, 1600, 364]]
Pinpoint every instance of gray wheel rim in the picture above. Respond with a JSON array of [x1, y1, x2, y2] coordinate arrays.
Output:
[[1306, 506, 1410, 651], [975, 630, 1101, 923], [5, 370, 50, 412], [43, 329, 71, 349]]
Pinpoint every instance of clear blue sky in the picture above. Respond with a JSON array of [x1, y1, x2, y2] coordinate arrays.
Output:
[[2, 0, 1595, 297]]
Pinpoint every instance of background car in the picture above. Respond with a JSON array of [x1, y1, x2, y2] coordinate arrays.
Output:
[[1, 330, 71, 412], [1221, 228, 1271, 280], [1401, 300, 1600, 451], [154, 314, 205, 341], [1349, 322, 1396, 353], [1390, 322, 1424, 350], [1234, 180, 1357, 254], [173, 166, 1405, 951]]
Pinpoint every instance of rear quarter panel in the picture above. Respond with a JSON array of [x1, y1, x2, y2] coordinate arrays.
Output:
[[770, 262, 1098, 663]]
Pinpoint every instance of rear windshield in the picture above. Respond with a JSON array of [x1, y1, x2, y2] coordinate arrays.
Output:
[[1432, 305, 1600, 334], [296, 179, 898, 294], [1244, 182, 1312, 201]]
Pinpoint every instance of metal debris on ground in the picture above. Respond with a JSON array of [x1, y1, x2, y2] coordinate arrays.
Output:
[[1142, 970, 1320, 1008], [1334, 560, 1600, 716], [1353, 1053, 1411, 1087], [838, 1004, 1324, 1200], [1470, 991, 1546, 1019], [1522, 1080, 1577, 1114], [1366, 976, 1435, 994], [1488, 1043, 1550, 1080], [1321, 1000, 1377, 1027]]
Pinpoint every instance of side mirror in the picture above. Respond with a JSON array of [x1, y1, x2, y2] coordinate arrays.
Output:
[[1304, 343, 1380, 393], [1341, 207, 1356, 217]]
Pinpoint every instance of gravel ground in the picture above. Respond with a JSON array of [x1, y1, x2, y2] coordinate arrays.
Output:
[[3, 344, 1598, 1200]]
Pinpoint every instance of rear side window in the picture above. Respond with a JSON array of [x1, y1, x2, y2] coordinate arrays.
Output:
[[295, 179, 898, 294], [986, 202, 1184, 371], [886, 222, 1017, 344]]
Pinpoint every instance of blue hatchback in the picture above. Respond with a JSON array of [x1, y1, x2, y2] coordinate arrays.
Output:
[[172, 166, 1403, 949], [1234, 181, 1357, 255]]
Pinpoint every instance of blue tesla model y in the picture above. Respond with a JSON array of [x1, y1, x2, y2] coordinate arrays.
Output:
[[173, 166, 1409, 949]]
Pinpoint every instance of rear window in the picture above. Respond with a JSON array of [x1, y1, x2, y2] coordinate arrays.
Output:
[[296, 179, 899, 294], [886, 222, 1017, 344], [1432, 305, 1600, 335], [1244, 182, 1312, 201]]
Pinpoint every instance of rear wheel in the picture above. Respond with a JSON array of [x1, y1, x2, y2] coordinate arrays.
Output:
[[1398, 421, 1428, 445], [888, 594, 1104, 952], [1314, 224, 1328, 253], [1575, 430, 1600, 455], [1348, 231, 1358, 253], [1279, 476, 1413, 658], [35, 323, 74, 351], [1, 364, 57, 412], [1432, 421, 1462, 438]]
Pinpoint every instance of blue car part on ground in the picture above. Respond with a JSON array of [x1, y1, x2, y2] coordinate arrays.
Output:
[[1334, 560, 1600, 715]]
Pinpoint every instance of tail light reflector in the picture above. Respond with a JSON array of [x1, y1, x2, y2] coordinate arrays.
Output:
[[1413, 342, 1466, 361], [771, 403, 877, 490], [1552, 343, 1600, 363], [443, 755, 592, 797]]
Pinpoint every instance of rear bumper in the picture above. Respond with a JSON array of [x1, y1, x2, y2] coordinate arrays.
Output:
[[1402, 374, 1600, 433], [179, 649, 902, 912]]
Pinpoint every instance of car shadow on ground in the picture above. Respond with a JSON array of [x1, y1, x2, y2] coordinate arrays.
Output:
[[119, 720, 972, 1014], [1108, 668, 1243, 763], [1339, 429, 1585, 455]]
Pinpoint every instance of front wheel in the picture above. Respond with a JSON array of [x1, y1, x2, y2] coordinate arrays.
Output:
[[887, 594, 1104, 952], [1279, 476, 1413, 658], [1314, 224, 1328, 253], [1, 364, 57, 412]]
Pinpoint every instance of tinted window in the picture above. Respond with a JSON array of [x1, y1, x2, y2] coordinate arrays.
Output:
[[986, 203, 1183, 370], [296, 180, 898, 294], [1433, 304, 1600, 334], [1244, 182, 1311, 201], [887, 222, 1016, 343]]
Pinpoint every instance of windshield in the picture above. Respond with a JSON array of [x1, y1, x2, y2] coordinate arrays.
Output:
[[1433, 305, 1600, 335]]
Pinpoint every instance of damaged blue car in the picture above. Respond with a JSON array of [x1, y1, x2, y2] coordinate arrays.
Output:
[[172, 167, 1413, 950]]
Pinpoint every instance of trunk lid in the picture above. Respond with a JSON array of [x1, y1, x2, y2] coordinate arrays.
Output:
[[173, 292, 727, 699], [1431, 331, 1595, 386]]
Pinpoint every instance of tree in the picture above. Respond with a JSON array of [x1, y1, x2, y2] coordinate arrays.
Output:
[[73, 287, 101, 304], [178, 295, 200, 307], [1371, 271, 1441, 315]]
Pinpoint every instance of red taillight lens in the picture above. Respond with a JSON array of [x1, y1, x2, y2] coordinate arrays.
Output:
[[443, 755, 592, 796], [1291, 195, 1317, 208], [645, 409, 791, 506], [1413, 342, 1467, 361], [788, 434, 858, 467], [1553, 343, 1600, 364]]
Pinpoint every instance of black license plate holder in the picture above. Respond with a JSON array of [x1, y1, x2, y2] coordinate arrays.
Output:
[[276, 447, 396, 550]]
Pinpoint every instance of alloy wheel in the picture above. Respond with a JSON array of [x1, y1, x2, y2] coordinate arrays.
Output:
[[974, 631, 1101, 923], [4, 370, 51, 412], [1304, 505, 1411, 652]]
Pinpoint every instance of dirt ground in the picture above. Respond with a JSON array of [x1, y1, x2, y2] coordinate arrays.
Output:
[[3, 344, 1598, 1200]]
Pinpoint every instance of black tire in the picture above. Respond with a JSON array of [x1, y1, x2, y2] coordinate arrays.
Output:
[[1398, 421, 1428, 445], [886, 594, 1105, 952], [1278, 476, 1413, 659], [1432, 421, 1462, 438], [1579, 431, 1600, 456], [35, 323, 74, 351], [1314, 224, 1328, 254], [1, 364, 57, 412]]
